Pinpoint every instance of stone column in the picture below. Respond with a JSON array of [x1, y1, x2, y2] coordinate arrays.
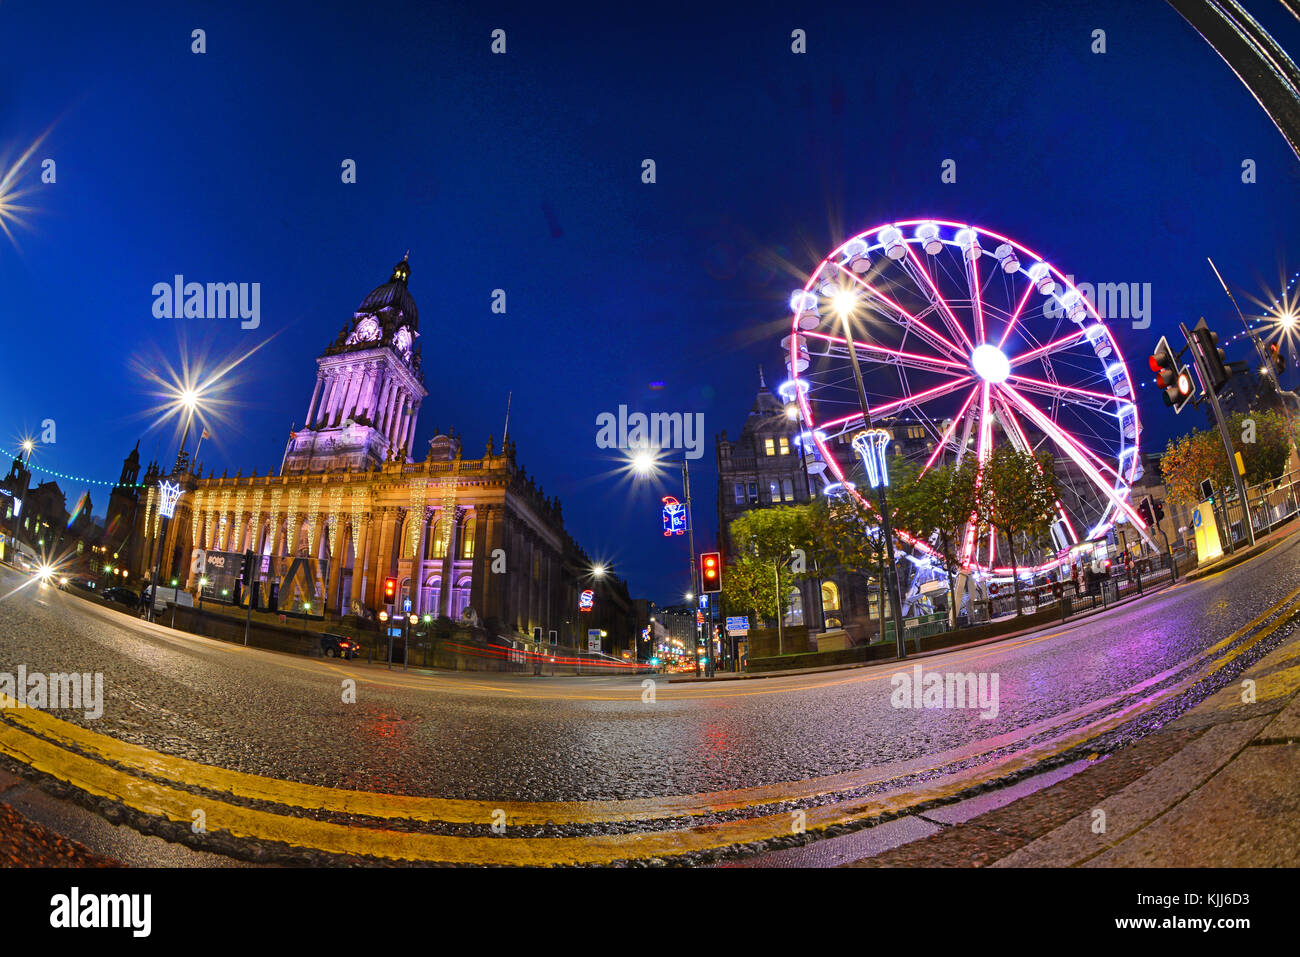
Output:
[[326, 524, 345, 615], [306, 376, 323, 428], [437, 508, 462, 618], [469, 504, 506, 625], [369, 507, 398, 610], [349, 516, 371, 613], [410, 506, 427, 615]]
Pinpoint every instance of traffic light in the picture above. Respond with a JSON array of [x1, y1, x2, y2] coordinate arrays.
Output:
[[383, 577, 398, 603], [1267, 341, 1286, 376], [241, 549, 257, 582], [1136, 497, 1154, 528], [1191, 319, 1230, 391], [1153, 500, 1165, 523], [700, 552, 721, 593], [1148, 336, 1194, 413]]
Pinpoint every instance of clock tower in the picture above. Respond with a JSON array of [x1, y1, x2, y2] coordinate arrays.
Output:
[[281, 254, 428, 474]]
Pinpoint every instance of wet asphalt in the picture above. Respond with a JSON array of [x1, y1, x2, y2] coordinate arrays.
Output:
[[1, 537, 1297, 807]]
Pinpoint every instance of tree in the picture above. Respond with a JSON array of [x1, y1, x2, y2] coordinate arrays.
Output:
[[890, 457, 980, 626], [728, 505, 815, 655], [808, 489, 885, 628], [974, 445, 1060, 615], [1161, 410, 1293, 508]]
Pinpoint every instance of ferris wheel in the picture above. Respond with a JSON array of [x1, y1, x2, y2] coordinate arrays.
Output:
[[783, 219, 1155, 576]]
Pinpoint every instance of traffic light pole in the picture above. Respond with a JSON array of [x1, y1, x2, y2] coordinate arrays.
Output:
[[1182, 321, 1257, 548]]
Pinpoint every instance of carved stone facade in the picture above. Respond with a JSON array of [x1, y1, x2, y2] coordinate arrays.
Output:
[[125, 256, 636, 650]]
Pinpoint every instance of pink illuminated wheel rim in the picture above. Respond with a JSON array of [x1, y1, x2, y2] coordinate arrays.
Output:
[[784, 220, 1151, 577]]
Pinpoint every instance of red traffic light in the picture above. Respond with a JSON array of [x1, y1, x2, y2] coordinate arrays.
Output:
[[700, 552, 721, 593], [383, 577, 397, 601]]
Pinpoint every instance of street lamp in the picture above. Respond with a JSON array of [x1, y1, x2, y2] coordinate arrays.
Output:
[[634, 448, 706, 675], [831, 285, 908, 658]]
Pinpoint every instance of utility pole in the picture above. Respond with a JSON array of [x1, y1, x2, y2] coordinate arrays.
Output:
[[683, 458, 701, 677], [1182, 320, 1256, 548]]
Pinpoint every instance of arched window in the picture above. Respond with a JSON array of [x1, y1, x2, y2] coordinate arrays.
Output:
[[422, 575, 441, 616], [821, 580, 841, 612], [450, 575, 472, 620], [783, 587, 804, 626], [400, 516, 415, 558], [461, 514, 476, 558], [425, 517, 447, 559]]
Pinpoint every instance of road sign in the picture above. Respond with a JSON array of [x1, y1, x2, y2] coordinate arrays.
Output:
[[726, 615, 749, 635], [587, 629, 602, 653]]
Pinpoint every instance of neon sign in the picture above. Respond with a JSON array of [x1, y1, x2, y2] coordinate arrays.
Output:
[[661, 496, 688, 536], [579, 589, 594, 611]]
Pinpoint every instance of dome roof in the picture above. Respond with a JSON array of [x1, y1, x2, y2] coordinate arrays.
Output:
[[357, 253, 418, 328]]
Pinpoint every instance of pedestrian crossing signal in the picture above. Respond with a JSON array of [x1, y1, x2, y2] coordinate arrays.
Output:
[[700, 552, 721, 593]]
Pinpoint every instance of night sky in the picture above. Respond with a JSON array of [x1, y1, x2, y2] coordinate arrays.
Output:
[[3, 1, 1300, 605]]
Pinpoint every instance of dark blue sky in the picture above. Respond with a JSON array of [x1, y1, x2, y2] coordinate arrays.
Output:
[[3, 1, 1300, 604]]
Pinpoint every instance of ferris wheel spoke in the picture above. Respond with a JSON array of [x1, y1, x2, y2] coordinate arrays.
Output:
[[967, 251, 987, 346], [1000, 384, 1152, 542], [900, 249, 977, 354], [801, 330, 969, 376], [997, 280, 1038, 350], [1002, 373, 1126, 410], [1009, 328, 1088, 367], [831, 263, 968, 363], [920, 383, 981, 474], [817, 375, 975, 433], [993, 394, 1081, 546]]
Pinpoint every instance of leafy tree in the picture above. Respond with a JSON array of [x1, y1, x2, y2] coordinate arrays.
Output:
[[974, 445, 1060, 614], [890, 457, 980, 625], [728, 505, 815, 654], [722, 551, 784, 626], [1161, 410, 1293, 508], [808, 488, 885, 627]]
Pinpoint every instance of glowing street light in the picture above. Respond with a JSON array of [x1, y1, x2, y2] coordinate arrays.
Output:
[[828, 278, 907, 658]]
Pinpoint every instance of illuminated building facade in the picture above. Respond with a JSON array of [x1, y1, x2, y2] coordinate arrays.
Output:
[[127, 256, 635, 647]]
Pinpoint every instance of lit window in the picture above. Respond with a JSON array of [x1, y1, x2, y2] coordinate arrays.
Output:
[[748, 482, 758, 503], [769, 479, 780, 501], [778, 437, 790, 455], [782, 479, 794, 501], [821, 580, 841, 611], [462, 514, 476, 558], [764, 438, 776, 456]]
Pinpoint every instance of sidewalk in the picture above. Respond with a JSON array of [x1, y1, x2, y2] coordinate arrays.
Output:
[[670, 578, 1176, 684], [839, 599, 1300, 867]]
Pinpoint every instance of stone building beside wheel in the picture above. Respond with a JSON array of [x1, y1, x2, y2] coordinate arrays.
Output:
[[119, 255, 636, 651]]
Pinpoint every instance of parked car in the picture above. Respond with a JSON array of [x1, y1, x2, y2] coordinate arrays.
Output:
[[102, 586, 140, 609], [321, 633, 361, 660]]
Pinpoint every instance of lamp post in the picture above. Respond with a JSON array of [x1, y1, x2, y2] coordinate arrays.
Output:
[[634, 450, 703, 676], [833, 290, 908, 659]]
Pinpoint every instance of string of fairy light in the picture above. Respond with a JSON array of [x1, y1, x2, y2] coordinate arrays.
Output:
[[1226, 268, 1300, 346], [8, 452, 149, 489]]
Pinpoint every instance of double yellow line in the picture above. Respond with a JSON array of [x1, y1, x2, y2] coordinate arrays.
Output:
[[2, 583, 1297, 865]]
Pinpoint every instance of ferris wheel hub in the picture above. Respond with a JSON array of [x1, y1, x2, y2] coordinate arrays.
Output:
[[971, 344, 1010, 383]]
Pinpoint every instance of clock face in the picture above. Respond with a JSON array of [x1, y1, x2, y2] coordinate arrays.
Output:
[[394, 326, 413, 359], [347, 317, 381, 344]]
